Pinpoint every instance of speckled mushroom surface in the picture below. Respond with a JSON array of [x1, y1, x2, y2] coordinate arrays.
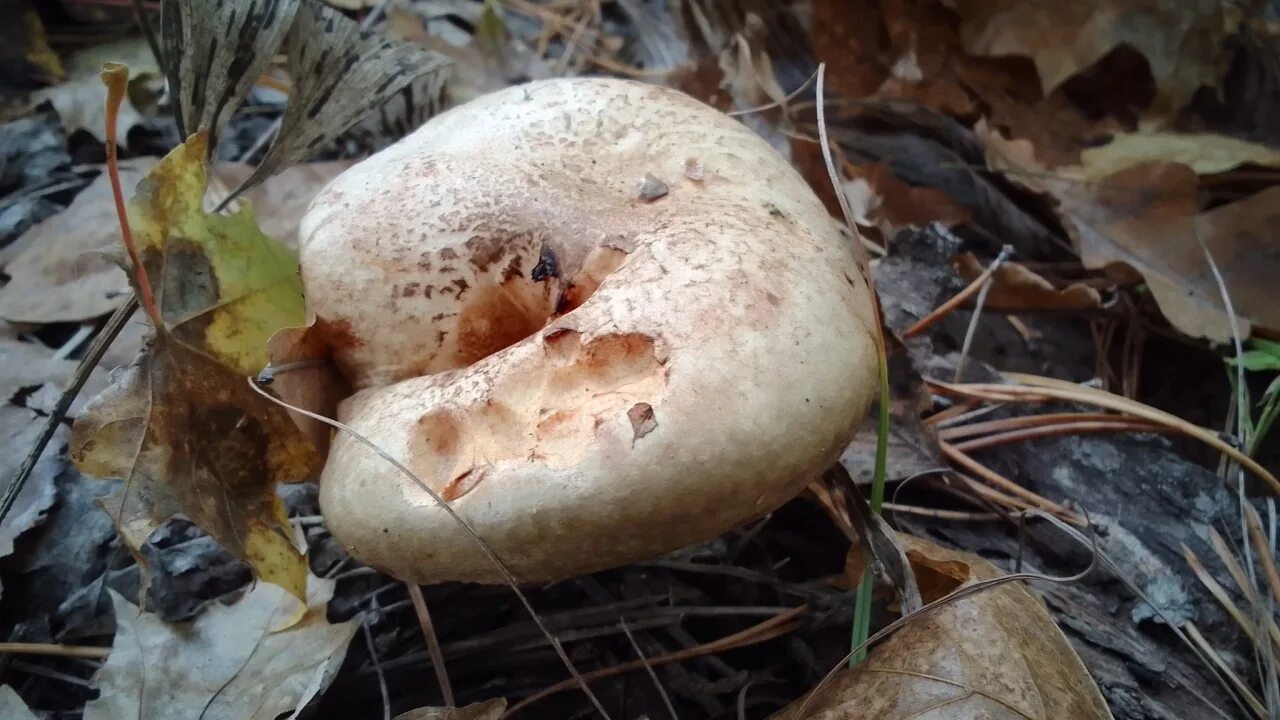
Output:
[[299, 77, 879, 584]]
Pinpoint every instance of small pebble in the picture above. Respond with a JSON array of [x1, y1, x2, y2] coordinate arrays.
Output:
[[683, 157, 704, 182], [638, 172, 669, 201]]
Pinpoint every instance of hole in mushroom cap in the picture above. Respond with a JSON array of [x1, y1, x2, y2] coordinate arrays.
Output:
[[406, 331, 666, 501]]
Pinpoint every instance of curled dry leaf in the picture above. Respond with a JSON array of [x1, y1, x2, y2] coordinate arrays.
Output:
[[70, 134, 321, 603], [160, 0, 298, 147], [952, 253, 1102, 311], [983, 126, 1280, 341], [83, 576, 356, 720], [1079, 131, 1280, 179], [233, 0, 452, 195], [393, 699, 507, 720], [1056, 163, 1278, 341], [944, 0, 1240, 112], [774, 534, 1111, 720], [31, 37, 160, 147]]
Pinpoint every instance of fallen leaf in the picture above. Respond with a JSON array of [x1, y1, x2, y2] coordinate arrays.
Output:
[[944, 0, 1240, 112], [953, 55, 1119, 168], [0, 159, 347, 324], [83, 575, 356, 720], [0, 163, 147, 323], [70, 134, 322, 604], [160, 0, 298, 149], [394, 699, 508, 720], [0, 406, 63, 559], [1054, 163, 1280, 341], [1080, 131, 1280, 179], [0, 335, 78, 399], [0, 1, 63, 90], [953, 253, 1102, 311], [774, 534, 1112, 719], [843, 162, 973, 237], [0, 685, 39, 720], [31, 37, 160, 146], [233, 0, 451, 195], [983, 119, 1280, 341]]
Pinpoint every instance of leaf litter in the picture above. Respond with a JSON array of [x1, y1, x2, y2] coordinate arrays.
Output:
[[83, 574, 356, 720], [3, 1, 1280, 718], [70, 133, 321, 605]]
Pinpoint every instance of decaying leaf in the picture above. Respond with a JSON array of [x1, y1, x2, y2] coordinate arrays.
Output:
[[233, 0, 452, 195], [1053, 163, 1278, 341], [70, 134, 322, 603], [31, 37, 160, 146], [0, 163, 149, 323], [774, 534, 1112, 719], [944, 0, 1240, 112], [0, 409, 63, 560], [953, 253, 1102, 311], [394, 699, 508, 720], [1079, 131, 1280, 179], [160, 0, 299, 147], [83, 576, 356, 720], [0, 159, 348, 325], [982, 123, 1280, 341]]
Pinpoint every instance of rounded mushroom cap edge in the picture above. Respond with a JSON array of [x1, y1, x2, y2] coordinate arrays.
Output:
[[298, 77, 880, 584]]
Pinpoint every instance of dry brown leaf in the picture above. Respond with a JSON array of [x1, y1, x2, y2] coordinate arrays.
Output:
[[84, 576, 355, 720], [393, 699, 507, 720], [1081, 131, 1280, 179], [944, 0, 1240, 112], [980, 121, 1280, 341], [31, 37, 159, 147], [954, 55, 1118, 168], [1054, 163, 1279, 341], [774, 534, 1112, 719], [953, 253, 1102, 311], [0, 160, 348, 324], [843, 162, 973, 236], [0, 164, 146, 323]]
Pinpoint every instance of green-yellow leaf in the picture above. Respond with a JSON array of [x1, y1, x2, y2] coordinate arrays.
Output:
[[72, 133, 320, 606]]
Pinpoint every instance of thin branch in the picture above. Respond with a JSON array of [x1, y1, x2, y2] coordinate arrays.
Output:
[[620, 620, 678, 720], [0, 642, 110, 660], [954, 246, 1012, 381], [407, 583, 454, 707], [1, 298, 138, 528]]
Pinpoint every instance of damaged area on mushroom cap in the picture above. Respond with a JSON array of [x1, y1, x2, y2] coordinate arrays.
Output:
[[303, 77, 879, 585], [403, 329, 669, 501]]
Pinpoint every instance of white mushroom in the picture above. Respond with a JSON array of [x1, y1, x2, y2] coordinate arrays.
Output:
[[298, 77, 878, 584]]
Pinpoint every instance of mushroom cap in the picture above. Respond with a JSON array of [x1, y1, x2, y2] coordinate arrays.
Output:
[[299, 77, 878, 584]]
